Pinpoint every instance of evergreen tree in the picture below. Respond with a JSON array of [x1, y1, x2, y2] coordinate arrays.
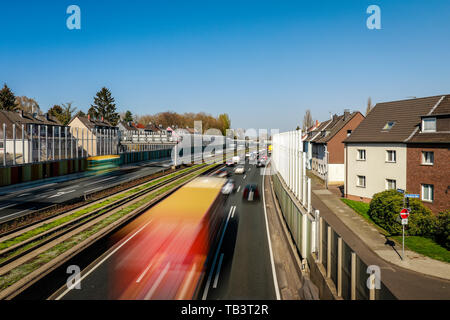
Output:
[[123, 110, 133, 122], [90, 87, 119, 125], [0, 84, 18, 111]]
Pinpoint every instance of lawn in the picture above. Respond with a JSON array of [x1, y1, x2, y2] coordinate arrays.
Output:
[[341, 198, 449, 263], [392, 235, 450, 263]]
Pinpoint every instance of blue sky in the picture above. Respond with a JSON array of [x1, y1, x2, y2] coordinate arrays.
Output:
[[1, 0, 450, 131]]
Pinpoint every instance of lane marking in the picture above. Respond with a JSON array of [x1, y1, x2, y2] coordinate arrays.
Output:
[[48, 190, 76, 199], [262, 166, 281, 300], [136, 262, 154, 283], [55, 220, 153, 300], [231, 206, 236, 218], [243, 175, 247, 179], [178, 263, 197, 299], [213, 253, 225, 289], [144, 262, 171, 300], [60, 185, 79, 191], [237, 186, 241, 193], [84, 177, 115, 187], [85, 187, 103, 194], [0, 207, 36, 221], [0, 203, 15, 211], [17, 193, 31, 197], [202, 205, 233, 300]]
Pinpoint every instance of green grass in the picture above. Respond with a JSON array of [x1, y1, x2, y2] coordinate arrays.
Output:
[[340, 198, 371, 221], [341, 198, 449, 262], [392, 235, 450, 263], [0, 164, 216, 291], [0, 164, 205, 251]]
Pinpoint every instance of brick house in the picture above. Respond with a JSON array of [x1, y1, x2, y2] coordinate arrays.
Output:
[[307, 111, 365, 185], [344, 95, 450, 213], [404, 95, 450, 213]]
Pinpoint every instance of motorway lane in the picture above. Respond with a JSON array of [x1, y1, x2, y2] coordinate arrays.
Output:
[[53, 155, 277, 300], [204, 158, 277, 300], [0, 156, 180, 223]]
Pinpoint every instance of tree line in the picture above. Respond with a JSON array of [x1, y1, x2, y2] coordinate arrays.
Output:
[[0, 84, 231, 134]]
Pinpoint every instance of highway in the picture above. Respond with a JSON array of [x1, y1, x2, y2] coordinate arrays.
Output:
[[52, 154, 278, 300], [0, 149, 225, 223]]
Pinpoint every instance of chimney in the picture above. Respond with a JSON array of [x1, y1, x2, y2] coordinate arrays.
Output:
[[20, 110, 24, 118], [315, 120, 319, 127], [344, 109, 350, 120], [46, 112, 50, 121], [101, 116, 104, 122], [88, 114, 91, 121], [332, 114, 338, 121]]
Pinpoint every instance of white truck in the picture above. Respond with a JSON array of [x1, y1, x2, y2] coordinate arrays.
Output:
[[232, 155, 240, 164]]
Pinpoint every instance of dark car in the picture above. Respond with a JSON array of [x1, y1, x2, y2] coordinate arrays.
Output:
[[256, 159, 265, 167], [215, 167, 231, 178], [242, 184, 260, 201]]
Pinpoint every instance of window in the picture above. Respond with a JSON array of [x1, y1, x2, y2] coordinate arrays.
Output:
[[386, 179, 396, 190], [357, 175, 366, 188], [422, 118, 436, 132], [383, 121, 396, 131], [421, 184, 434, 202], [357, 149, 366, 161], [386, 150, 396, 162], [347, 130, 352, 137], [422, 151, 434, 165]]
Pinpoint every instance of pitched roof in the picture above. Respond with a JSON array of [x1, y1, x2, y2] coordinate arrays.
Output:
[[70, 115, 115, 129], [344, 95, 449, 144], [0, 110, 63, 138], [314, 112, 361, 143], [304, 120, 331, 142]]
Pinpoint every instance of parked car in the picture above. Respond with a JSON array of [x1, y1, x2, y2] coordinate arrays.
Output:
[[234, 166, 245, 174], [242, 184, 259, 201]]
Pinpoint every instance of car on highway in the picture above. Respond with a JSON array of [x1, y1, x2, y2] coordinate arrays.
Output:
[[226, 159, 234, 167], [221, 179, 236, 195], [232, 155, 240, 164], [215, 167, 231, 178], [242, 184, 259, 201], [234, 166, 245, 174], [256, 159, 265, 167]]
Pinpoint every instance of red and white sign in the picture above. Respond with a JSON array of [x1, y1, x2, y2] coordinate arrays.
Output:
[[400, 208, 410, 219]]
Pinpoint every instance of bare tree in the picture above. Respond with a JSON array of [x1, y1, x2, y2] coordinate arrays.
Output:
[[366, 97, 373, 115], [302, 109, 313, 131]]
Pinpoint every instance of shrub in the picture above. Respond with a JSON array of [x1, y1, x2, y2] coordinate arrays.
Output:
[[435, 211, 450, 250], [368, 190, 434, 236]]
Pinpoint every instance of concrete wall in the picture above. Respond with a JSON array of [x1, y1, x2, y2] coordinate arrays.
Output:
[[345, 143, 407, 201]]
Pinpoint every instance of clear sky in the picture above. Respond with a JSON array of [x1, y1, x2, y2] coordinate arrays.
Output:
[[1, 0, 450, 131]]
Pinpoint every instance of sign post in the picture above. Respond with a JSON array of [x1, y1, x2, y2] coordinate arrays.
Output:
[[400, 208, 410, 260]]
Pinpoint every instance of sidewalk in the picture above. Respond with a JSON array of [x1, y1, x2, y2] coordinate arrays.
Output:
[[313, 183, 450, 281], [309, 178, 450, 299]]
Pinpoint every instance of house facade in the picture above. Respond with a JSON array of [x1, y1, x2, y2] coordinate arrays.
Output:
[[0, 110, 64, 164], [68, 115, 118, 157], [308, 111, 365, 185], [345, 95, 450, 213]]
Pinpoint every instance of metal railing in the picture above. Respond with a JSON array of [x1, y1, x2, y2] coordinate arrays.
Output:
[[271, 130, 396, 300]]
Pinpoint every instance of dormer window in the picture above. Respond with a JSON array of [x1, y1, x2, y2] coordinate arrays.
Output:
[[422, 117, 436, 132], [382, 121, 395, 131]]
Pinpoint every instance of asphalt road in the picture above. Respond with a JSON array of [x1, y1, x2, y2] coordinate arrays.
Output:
[[53, 155, 277, 300], [0, 152, 209, 224]]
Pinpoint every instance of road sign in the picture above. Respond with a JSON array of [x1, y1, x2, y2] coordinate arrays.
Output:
[[397, 188, 405, 194], [400, 208, 410, 219], [402, 218, 408, 225], [405, 194, 420, 198]]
